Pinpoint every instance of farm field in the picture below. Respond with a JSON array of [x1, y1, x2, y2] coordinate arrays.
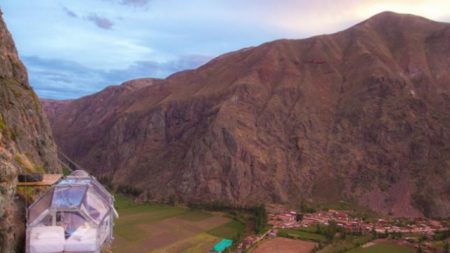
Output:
[[251, 237, 316, 253], [112, 195, 244, 253], [279, 228, 327, 242], [317, 235, 372, 253], [346, 241, 415, 253]]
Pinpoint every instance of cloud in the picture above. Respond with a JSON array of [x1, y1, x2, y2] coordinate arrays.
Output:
[[23, 55, 211, 99], [120, 0, 151, 7], [106, 54, 211, 81], [23, 56, 107, 99], [61, 6, 78, 18], [86, 14, 114, 29], [100, 0, 151, 8]]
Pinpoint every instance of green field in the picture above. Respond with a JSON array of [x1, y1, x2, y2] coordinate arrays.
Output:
[[112, 195, 244, 253], [208, 220, 245, 239], [278, 228, 327, 242], [346, 242, 415, 253], [318, 235, 372, 253]]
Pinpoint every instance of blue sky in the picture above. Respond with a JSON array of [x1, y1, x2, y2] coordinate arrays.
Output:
[[1, 0, 449, 99]]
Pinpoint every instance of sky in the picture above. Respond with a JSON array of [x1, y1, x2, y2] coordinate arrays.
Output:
[[1, 0, 449, 99]]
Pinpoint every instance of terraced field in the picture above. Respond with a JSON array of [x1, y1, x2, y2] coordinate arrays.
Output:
[[112, 196, 244, 253]]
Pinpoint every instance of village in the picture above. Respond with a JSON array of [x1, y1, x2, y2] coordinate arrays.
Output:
[[237, 207, 449, 252], [269, 209, 447, 235]]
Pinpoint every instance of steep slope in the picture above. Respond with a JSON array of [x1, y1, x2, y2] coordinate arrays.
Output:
[[0, 12, 60, 253], [44, 12, 450, 218]]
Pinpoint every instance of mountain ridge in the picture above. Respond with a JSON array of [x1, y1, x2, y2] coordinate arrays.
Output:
[[43, 12, 450, 218]]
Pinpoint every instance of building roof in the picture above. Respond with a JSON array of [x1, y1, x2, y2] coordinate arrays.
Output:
[[213, 239, 233, 252]]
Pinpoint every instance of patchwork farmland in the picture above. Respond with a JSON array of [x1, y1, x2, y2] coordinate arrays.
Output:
[[112, 196, 244, 253]]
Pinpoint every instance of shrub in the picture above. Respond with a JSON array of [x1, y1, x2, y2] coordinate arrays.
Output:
[[117, 185, 141, 197], [0, 118, 5, 131], [8, 129, 17, 141], [299, 200, 316, 213], [15, 153, 35, 172]]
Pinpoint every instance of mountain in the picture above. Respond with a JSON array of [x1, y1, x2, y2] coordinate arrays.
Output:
[[0, 11, 60, 253], [42, 12, 450, 218]]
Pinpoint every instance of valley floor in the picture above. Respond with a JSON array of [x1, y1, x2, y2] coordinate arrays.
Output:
[[112, 195, 244, 253]]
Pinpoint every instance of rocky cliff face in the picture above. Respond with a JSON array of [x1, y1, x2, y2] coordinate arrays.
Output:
[[43, 12, 450, 218], [0, 12, 60, 253]]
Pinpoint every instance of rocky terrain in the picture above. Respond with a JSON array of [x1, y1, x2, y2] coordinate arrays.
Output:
[[43, 12, 450, 218], [0, 11, 60, 253]]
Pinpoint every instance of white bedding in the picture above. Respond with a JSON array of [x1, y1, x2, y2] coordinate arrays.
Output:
[[29, 226, 65, 253], [64, 226, 98, 252]]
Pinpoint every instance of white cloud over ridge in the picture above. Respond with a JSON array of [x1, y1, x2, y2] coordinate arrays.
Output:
[[23, 55, 211, 99]]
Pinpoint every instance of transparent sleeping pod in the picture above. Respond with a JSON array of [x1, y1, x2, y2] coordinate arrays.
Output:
[[26, 170, 118, 253]]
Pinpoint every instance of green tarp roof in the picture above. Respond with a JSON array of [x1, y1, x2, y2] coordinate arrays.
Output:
[[213, 239, 233, 252]]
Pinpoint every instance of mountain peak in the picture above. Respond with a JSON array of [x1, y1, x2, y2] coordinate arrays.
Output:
[[357, 11, 446, 31], [367, 11, 430, 22], [370, 11, 413, 19]]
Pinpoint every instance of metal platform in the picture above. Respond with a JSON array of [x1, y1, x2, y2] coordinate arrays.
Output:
[[17, 174, 63, 186]]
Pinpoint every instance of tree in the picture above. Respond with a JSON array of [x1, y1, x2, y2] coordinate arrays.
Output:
[[324, 220, 338, 241], [233, 229, 243, 243], [316, 224, 322, 234], [418, 234, 426, 243], [341, 230, 347, 239], [370, 226, 378, 239], [254, 204, 267, 234], [299, 200, 315, 213], [167, 194, 176, 206], [416, 245, 423, 253], [390, 231, 401, 239]]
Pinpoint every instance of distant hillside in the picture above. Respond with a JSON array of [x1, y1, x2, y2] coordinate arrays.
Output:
[[0, 12, 60, 253], [43, 12, 450, 218]]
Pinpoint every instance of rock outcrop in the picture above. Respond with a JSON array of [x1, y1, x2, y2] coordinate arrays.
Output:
[[0, 11, 60, 253], [43, 12, 450, 218]]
